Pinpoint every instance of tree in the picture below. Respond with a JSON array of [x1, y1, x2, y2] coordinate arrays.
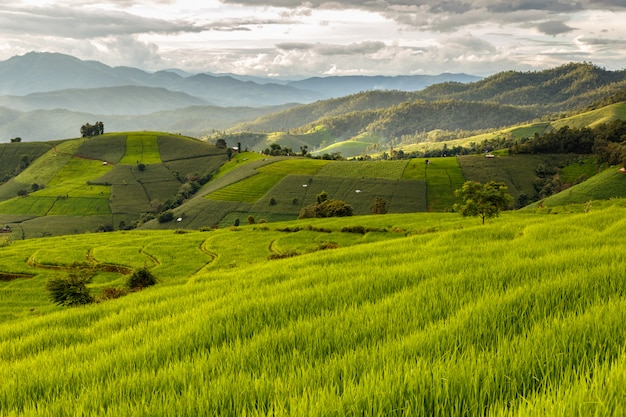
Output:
[[46, 269, 94, 306], [10, 137, 21, 143], [299, 191, 353, 219], [215, 138, 227, 149], [80, 121, 104, 137], [454, 181, 512, 224]]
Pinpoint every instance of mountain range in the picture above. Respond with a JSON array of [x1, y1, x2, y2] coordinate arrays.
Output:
[[1, 52, 626, 145], [0, 52, 479, 110]]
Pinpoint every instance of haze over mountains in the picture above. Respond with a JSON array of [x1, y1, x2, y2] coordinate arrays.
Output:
[[1, 52, 626, 145], [0, 52, 479, 142], [0, 52, 479, 109]]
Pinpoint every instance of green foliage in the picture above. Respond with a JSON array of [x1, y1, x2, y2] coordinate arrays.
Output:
[[126, 267, 157, 290], [158, 210, 174, 223], [454, 180, 513, 224], [299, 192, 354, 219], [80, 121, 104, 137], [45, 269, 94, 306]]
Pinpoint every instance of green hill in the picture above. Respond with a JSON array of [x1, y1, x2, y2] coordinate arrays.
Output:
[[219, 63, 626, 158], [0, 133, 612, 236], [526, 166, 626, 210], [0, 132, 226, 238], [1, 202, 626, 415]]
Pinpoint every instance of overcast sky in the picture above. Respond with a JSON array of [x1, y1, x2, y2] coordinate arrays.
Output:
[[0, 0, 625, 78]]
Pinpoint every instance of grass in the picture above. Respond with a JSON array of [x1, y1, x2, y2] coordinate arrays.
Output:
[[528, 166, 626, 208], [208, 158, 328, 203], [458, 154, 576, 200], [75, 134, 128, 163], [119, 134, 162, 165], [420, 157, 466, 211], [1, 203, 626, 415], [550, 102, 626, 130], [13, 139, 83, 185], [318, 160, 408, 180]]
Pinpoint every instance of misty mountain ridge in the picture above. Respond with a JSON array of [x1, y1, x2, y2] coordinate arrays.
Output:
[[0, 52, 480, 108]]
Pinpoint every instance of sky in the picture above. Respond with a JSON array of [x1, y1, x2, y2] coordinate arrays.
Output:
[[0, 0, 625, 78]]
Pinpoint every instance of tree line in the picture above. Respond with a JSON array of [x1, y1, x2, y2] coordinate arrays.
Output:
[[509, 120, 626, 165], [80, 121, 104, 137]]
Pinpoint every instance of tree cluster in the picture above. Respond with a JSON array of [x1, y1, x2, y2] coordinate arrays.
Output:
[[510, 120, 626, 166], [298, 191, 353, 219], [262, 143, 296, 156], [80, 121, 104, 137]]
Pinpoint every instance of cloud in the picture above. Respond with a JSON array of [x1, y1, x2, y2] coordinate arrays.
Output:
[[0, 5, 204, 39], [220, 0, 626, 32], [536, 20, 575, 36]]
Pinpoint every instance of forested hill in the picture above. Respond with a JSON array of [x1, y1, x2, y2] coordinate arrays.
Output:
[[417, 62, 626, 110], [231, 63, 626, 135], [297, 101, 539, 142], [230, 90, 416, 133]]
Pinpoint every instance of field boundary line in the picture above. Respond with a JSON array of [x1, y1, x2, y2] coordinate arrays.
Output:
[[191, 238, 219, 276]]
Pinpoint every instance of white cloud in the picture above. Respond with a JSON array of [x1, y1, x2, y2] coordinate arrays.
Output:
[[0, 0, 624, 76]]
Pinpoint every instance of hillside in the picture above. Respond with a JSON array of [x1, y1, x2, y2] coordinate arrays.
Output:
[[0, 123, 619, 238], [526, 166, 626, 209], [0, 132, 227, 238], [1, 203, 626, 415], [222, 64, 626, 158], [418, 62, 626, 110]]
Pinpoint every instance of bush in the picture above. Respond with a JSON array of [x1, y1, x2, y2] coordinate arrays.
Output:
[[96, 287, 127, 302], [46, 269, 94, 306], [158, 210, 174, 223], [127, 267, 157, 290], [299, 199, 354, 219]]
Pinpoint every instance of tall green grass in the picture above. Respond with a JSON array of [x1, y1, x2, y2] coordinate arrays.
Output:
[[2, 204, 626, 415], [119, 134, 161, 165]]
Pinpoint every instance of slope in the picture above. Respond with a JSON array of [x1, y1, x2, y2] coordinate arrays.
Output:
[[1, 204, 626, 415], [526, 166, 626, 209], [0, 132, 227, 238]]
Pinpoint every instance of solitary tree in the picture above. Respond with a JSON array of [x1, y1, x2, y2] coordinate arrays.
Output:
[[454, 181, 512, 224]]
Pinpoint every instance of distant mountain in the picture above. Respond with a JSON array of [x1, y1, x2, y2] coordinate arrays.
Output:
[[0, 52, 479, 110], [0, 104, 296, 142], [0, 52, 319, 107], [0, 86, 209, 115], [287, 74, 481, 99]]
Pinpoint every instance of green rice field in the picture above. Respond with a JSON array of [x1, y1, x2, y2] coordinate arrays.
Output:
[[1, 202, 626, 415], [119, 134, 162, 165]]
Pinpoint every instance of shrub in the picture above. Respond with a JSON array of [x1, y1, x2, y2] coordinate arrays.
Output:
[[126, 267, 157, 291], [268, 250, 299, 260], [46, 269, 94, 306], [341, 225, 366, 234], [247, 216, 256, 225], [96, 287, 127, 302], [158, 210, 174, 223]]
